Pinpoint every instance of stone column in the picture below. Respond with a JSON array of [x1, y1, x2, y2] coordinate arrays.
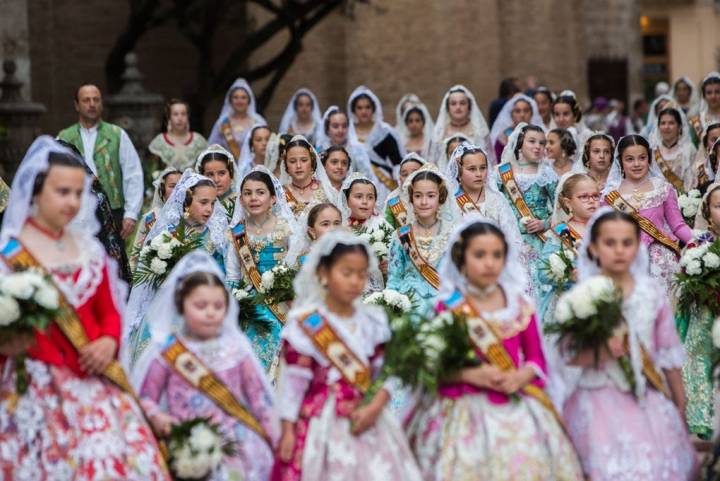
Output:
[[0, 59, 46, 180], [105, 52, 164, 164]]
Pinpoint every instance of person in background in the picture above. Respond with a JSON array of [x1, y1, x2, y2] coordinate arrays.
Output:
[[489, 77, 521, 128]]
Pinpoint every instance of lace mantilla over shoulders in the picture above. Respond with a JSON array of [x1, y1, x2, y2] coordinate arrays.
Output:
[[49, 235, 107, 308]]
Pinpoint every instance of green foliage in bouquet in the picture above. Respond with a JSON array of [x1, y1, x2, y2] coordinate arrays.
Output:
[[133, 221, 204, 288], [253, 264, 297, 306], [675, 237, 720, 318]]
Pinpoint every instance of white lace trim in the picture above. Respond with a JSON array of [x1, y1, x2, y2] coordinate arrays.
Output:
[[655, 344, 686, 370], [50, 237, 106, 308], [508, 161, 558, 192]]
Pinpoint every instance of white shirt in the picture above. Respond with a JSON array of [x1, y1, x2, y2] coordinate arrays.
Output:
[[80, 124, 144, 220]]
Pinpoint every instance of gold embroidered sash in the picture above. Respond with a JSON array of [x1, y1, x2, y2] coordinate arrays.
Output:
[[443, 289, 564, 426], [614, 324, 671, 399], [605, 191, 681, 255], [299, 311, 372, 393], [231, 223, 287, 323], [498, 163, 547, 242], [1, 239, 169, 461], [220, 118, 241, 161], [386, 196, 408, 227], [397, 225, 441, 290], [654, 149, 685, 193], [162, 336, 272, 446], [689, 115, 703, 139], [371, 164, 398, 191], [454, 188, 480, 215]]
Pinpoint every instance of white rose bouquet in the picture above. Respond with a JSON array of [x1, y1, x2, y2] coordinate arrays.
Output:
[[677, 189, 702, 227], [545, 275, 635, 390], [364, 289, 413, 319], [357, 221, 394, 265], [133, 222, 203, 288], [0, 268, 60, 393], [254, 263, 297, 306], [540, 247, 575, 288], [168, 417, 235, 481], [675, 236, 720, 317], [232, 280, 261, 330]]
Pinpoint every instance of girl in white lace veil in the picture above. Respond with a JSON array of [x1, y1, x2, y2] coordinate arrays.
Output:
[[130, 250, 277, 481], [648, 102, 697, 191], [603, 135, 666, 194], [208, 78, 266, 155], [490, 93, 543, 155], [446, 141, 524, 258], [641, 94, 673, 138], [238, 124, 272, 178], [315, 105, 376, 180], [697, 72, 720, 128], [672, 76, 700, 119], [195, 143, 239, 222], [285, 202, 343, 268], [551, 90, 592, 148], [398, 100, 434, 159], [278, 88, 323, 144], [280, 134, 338, 214], [382, 152, 428, 227], [394, 93, 420, 132], [0, 136, 169, 480], [431, 85, 492, 165], [347, 86, 406, 199], [565, 206, 695, 480]]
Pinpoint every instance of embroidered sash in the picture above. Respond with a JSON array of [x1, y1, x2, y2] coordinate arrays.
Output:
[[615, 325, 671, 399], [552, 223, 581, 254], [371, 164, 398, 191], [498, 163, 547, 241], [397, 225, 441, 290], [220, 117, 241, 161], [144, 211, 157, 232], [454, 187, 480, 215], [0, 238, 170, 461], [231, 223, 287, 323], [299, 311, 372, 392], [387, 196, 408, 226], [162, 336, 272, 446], [605, 191, 681, 255], [689, 115, 703, 139], [654, 149, 685, 193], [443, 289, 564, 425]]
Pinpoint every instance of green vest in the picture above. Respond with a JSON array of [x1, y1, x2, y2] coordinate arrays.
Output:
[[58, 121, 124, 209]]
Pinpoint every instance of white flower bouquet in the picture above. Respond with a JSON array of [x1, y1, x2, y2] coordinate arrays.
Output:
[[133, 222, 203, 288], [169, 418, 235, 481], [364, 289, 413, 319], [0, 268, 60, 393], [678, 189, 702, 226], [546, 275, 635, 389], [357, 221, 394, 264], [540, 247, 575, 288], [675, 237, 720, 317], [254, 263, 297, 306]]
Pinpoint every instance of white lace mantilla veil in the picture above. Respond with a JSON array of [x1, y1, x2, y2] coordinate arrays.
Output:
[[672, 76, 701, 118], [150, 166, 182, 211], [238, 124, 271, 178], [699, 72, 720, 118], [381, 152, 428, 214], [398, 100, 435, 158], [436, 213, 530, 306], [0, 135, 128, 319], [550, 171, 584, 226], [489, 93, 543, 147], [399, 163, 462, 229], [394, 93, 420, 132], [436, 132, 471, 172], [279, 134, 338, 205], [642, 94, 673, 138], [446, 142, 524, 254], [575, 206, 652, 398], [431, 85, 492, 165], [694, 181, 720, 230], [195, 143, 236, 172], [128, 250, 274, 403], [571, 131, 615, 173], [649, 102, 693, 152], [209, 78, 266, 143], [499, 122, 558, 190], [278, 88, 323, 139], [603, 134, 665, 195]]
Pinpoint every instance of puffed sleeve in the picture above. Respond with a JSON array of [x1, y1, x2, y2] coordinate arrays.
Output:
[[94, 263, 122, 342], [663, 185, 693, 243], [276, 341, 314, 423], [139, 358, 171, 418], [519, 313, 548, 386], [238, 356, 279, 444], [653, 298, 686, 369]]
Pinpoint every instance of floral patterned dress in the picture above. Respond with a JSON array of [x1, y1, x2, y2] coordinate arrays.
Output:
[[148, 132, 208, 171], [271, 306, 422, 481], [140, 333, 276, 481], [407, 288, 584, 481], [0, 237, 170, 481], [676, 231, 720, 439], [562, 276, 696, 480]]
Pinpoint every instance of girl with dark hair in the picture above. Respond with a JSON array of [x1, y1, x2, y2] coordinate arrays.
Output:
[[278, 88, 323, 144], [561, 208, 696, 480], [496, 122, 557, 300], [0, 137, 169, 480], [580, 133, 615, 190], [672, 76, 700, 118], [196, 144, 238, 222], [383, 153, 427, 228], [546, 128, 577, 177], [602, 134, 691, 295], [320, 145, 351, 191], [407, 215, 584, 481], [649, 104, 697, 192], [273, 231, 422, 481], [693, 122, 720, 189], [490, 93, 543, 163], [280, 135, 337, 217], [208, 78, 266, 161], [552, 90, 592, 146], [533, 86, 555, 130], [238, 124, 273, 177], [225, 166, 300, 376], [399, 102, 434, 158], [688, 72, 720, 141], [386, 164, 461, 313], [347, 86, 406, 199], [148, 98, 208, 171]]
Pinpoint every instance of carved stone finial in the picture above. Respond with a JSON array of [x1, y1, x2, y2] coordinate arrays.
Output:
[[0, 59, 24, 103]]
